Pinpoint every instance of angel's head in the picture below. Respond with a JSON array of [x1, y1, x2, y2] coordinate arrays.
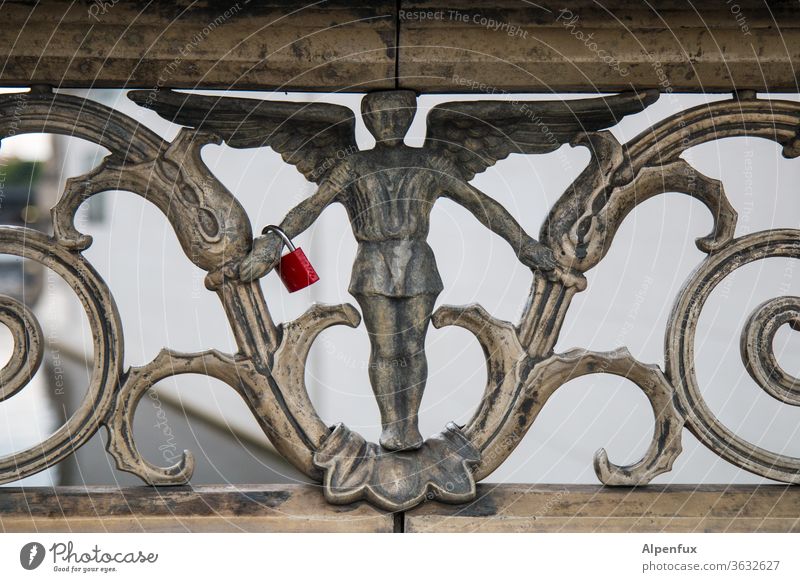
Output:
[[361, 90, 417, 147]]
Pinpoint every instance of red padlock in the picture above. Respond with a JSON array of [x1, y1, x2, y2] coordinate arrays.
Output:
[[262, 225, 320, 293]]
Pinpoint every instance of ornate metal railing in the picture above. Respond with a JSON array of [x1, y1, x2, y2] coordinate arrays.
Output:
[[1, 85, 799, 511]]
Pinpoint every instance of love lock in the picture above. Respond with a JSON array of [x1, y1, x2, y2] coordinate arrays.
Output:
[[262, 225, 320, 293]]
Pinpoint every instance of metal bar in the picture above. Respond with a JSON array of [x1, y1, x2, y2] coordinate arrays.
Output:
[[0, 1, 797, 92]]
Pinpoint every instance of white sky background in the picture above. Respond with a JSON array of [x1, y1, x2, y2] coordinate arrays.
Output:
[[0, 88, 52, 160], [2, 88, 800, 486]]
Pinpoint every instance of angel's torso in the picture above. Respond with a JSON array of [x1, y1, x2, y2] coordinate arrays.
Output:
[[335, 148, 448, 297], [334, 148, 449, 243]]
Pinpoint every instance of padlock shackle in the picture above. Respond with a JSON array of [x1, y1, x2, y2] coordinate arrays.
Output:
[[262, 225, 296, 252]]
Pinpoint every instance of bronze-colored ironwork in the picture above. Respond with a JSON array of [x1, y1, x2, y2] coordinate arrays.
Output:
[[1, 86, 800, 511]]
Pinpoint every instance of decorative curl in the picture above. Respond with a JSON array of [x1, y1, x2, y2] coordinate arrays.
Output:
[[741, 296, 800, 406], [667, 229, 800, 483], [0, 295, 43, 402], [0, 227, 123, 484]]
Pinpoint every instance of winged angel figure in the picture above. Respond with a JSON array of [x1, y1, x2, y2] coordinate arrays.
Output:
[[131, 89, 654, 451]]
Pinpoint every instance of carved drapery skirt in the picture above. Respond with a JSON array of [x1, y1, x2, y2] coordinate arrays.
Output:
[[348, 239, 443, 297]]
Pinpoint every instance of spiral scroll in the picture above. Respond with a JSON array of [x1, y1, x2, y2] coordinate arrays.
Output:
[[3, 87, 800, 512], [0, 227, 123, 484], [0, 294, 43, 403], [741, 296, 800, 406], [666, 230, 800, 482]]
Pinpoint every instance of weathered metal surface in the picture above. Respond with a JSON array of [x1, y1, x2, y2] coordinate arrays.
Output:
[[314, 422, 480, 511], [0, 485, 394, 533], [0, 227, 123, 484], [404, 484, 800, 533], [1, 1, 799, 92], [125, 88, 655, 508], [667, 231, 800, 483], [2, 484, 799, 533], [0, 1, 396, 91], [2, 86, 800, 513], [399, 1, 800, 92], [0, 295, 43, 402]]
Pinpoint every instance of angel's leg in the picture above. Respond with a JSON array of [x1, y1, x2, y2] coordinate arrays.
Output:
[[355, 293, 436, 451]]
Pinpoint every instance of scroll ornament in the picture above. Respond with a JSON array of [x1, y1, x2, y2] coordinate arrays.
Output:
[[1, 86, 799, 511]]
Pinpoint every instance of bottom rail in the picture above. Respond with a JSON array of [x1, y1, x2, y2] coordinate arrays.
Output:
[[0, 484, 798, 533]]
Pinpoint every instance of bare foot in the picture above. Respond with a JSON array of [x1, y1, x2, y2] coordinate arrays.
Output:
[[380, 421, 424, 451]]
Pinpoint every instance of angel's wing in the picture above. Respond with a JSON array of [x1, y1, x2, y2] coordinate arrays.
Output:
[[128, 89, 357, 184], [424, 90, 658, 181]]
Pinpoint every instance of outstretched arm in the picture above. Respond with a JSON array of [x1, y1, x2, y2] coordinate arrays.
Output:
[[441, 178, 557, 272], [239, 163, 348, 280], [442, 179, 586, 288], [278, 177, 340, 239]]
